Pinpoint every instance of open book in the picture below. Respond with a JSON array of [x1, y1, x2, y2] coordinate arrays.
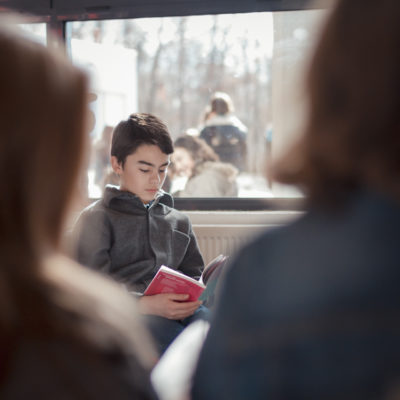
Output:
[[143, 254, 228, 303]]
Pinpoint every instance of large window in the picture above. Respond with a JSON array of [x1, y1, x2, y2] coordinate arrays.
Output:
[[19, 23, 47, 45], [67, 10, 325, 200]]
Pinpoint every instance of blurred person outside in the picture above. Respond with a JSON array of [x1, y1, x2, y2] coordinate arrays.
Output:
[[199, 91, 247, 171], [78, 92, 97, 203], [93, 124, 114, 188], [171, 134, 238, 197], [264, 123, 273, 189], [0, 20, 157, 399], [72, 113, 209, 355], [95, 125, 120, 194], [192, 0, 400, 399], [101, 167, 120, 192]]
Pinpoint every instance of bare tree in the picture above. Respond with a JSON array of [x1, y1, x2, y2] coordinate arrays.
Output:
[[213, 23, 230, 90], [205, 16, 218, 94], [202, 16, 231, 100], [146, 21, 166, 113], [177, 17, 187, 133], [249, 40, 266, 174]]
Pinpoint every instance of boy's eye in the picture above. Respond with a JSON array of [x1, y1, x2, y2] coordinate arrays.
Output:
[[139, 169, 150, 173], [159, 169, 166, 174]]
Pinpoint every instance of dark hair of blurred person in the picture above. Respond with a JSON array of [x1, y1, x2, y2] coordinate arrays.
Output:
[[210, 91, 234, 115], [273, 0, 400, 207], [0, 19, 157, 399], [192, 1, 400, 399]]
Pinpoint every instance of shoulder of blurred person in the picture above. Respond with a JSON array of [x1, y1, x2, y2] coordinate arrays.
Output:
[[192, 188, 400, 399], [199, 124, 247, 151], [1, 253, 158, 400], [192, 0, 400, 397], [176, 160, 238, 197], [203, 114, 247, 133]]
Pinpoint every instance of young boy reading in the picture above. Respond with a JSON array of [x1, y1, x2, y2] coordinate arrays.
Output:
[[73, 113, 208, 353]]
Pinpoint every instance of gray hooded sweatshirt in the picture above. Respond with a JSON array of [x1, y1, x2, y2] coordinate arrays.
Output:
[[73, 186, 204, 293]]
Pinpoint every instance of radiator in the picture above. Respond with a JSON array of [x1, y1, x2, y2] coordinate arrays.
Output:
[[193, 224, 268, 265], [190, 210, 302, 266]]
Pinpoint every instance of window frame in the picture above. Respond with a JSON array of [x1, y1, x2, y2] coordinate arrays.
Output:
[[3, 0, 331, 211]]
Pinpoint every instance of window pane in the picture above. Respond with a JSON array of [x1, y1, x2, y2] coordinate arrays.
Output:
[[67, 10, 325, 199], [19, 23, 47, 45]]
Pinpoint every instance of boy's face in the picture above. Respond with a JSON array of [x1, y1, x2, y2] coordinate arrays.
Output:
[[111, 144, 170, 204]]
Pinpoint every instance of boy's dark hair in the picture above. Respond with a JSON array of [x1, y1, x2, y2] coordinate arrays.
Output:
[[111, 113, 174, 165]]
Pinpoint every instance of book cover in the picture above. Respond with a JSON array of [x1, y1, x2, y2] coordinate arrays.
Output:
[[144, 265, 205, 302]]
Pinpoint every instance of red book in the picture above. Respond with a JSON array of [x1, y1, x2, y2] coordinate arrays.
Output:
[[143, 265, 205, 302]]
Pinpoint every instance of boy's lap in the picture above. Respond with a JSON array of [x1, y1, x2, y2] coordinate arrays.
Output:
[[143, 305, 210, 354]]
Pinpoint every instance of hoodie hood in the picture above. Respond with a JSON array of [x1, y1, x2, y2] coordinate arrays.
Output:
[[103, 185, 174, 214]]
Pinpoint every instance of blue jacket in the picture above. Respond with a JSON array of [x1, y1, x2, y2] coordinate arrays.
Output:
[[200, 114, 247, 171], [192, 189, 400, 399]]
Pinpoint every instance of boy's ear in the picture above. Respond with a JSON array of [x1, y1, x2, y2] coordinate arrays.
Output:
[[111, 156, 123, 174]]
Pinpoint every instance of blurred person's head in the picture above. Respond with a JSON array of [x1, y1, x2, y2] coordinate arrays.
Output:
[[272, 0, 400, 207], [100, 125, 114, 147], [0, 22, 158, 388], [172, 135, 219, 178], [0, 21, 88, 267], [111, 113, 173, 203], [210, 92, 234, 115], [87, 93, 97, 133]]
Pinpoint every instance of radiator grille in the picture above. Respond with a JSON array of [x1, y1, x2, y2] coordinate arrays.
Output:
[[193, 225, 270, 265], [188, 211, 301, 264]]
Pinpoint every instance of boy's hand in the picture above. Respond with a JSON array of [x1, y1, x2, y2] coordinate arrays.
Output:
[[138, 293, 202, 320]]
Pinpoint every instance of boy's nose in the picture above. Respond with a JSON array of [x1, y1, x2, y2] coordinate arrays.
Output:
[[150, 172, 161, 184]]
